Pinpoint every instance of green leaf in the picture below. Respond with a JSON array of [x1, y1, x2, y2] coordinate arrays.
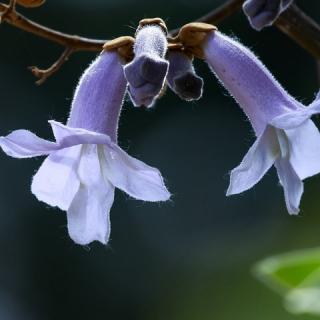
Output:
[[254, 247, 320, 316]]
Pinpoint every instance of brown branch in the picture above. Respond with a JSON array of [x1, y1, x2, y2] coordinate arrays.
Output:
[[1, 0, 320, 83], [29, 47, 74, 85], [0, 2, 106, 51], [169, 0, 243, 36], [275, 4, 320, 59]]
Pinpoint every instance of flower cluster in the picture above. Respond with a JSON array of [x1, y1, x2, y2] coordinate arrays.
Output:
[[1, 17, 319, 245]]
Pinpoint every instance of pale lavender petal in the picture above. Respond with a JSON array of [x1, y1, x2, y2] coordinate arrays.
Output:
[[67, 145, 114, 245], [275, 158, 303, 215], [285, 120, 320, 180], [0, 129, 58, 158], [31, 145, 82, 210], [102, 144, 170, 202], [271, 102, 320, 130], [49, 120, 111, 147], [227, 125, 279, 195]]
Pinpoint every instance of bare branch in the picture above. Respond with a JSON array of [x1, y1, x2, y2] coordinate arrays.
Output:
[[1, 0, 320, 83], [169, 0, 243, 36], [275, 4, 320, 59], [0, 2, 106, 51], [0, 0, 16, 23], [29, 47, 74, 85]]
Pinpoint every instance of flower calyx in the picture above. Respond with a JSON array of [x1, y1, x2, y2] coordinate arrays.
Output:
[[137, 17, 168, 35], [103, 36, 135, 63], [170, 22, 217, 59], [16, 0, 45, 7]]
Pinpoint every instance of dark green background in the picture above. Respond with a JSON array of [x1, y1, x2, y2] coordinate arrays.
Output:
[[0, 0, 320, 319]]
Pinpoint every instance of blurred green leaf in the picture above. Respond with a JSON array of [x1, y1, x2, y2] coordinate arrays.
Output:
[[254, 248, 320, 316]]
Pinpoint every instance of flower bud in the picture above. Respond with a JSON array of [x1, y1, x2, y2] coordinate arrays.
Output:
[[124, 19, 169, 107], [167, 51, 203, 101], [243, 0, 293, 31]]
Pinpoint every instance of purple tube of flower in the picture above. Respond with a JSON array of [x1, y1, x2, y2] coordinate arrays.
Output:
[[0, 49, 170, 245], [203, 29, 320, 214], [167, 51, 203, 101], [124, 19, 169, 107]]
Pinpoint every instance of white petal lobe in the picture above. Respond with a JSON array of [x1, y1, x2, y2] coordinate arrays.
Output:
[[102, 144, 171, 202], [275, 158, 303, 215], [67, 145, 115, 245], [227, 125, 279, 195], [31, 145, 82, 210]]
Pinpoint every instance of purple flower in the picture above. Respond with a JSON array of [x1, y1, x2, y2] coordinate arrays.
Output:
[[243, 0, 293, 31], [0, 50, 170, 245], [167, 51, 203, 101], [204, 30, 320, 214], [124, 20, 169, 107]]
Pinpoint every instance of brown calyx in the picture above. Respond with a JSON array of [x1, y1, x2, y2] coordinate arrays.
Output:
[[16, 0, 45, 7], [170, 22, 217, 59], [103, 36, 135, 62], [138, 17, 168, 35]]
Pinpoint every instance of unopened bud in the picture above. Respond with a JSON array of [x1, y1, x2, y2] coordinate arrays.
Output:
[[167, 51, 203, 101]]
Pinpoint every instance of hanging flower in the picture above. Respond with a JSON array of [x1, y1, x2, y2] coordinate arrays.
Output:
[[124, 18, 169, 107], [243, 0, 293, 31], [0, 49, 170, 245], [202, 29, 320, 214], [167, 50, 203, 101]]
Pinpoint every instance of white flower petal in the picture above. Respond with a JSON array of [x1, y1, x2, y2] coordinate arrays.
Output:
[[227, 125, 279, 195], [275, 158, 303, 215], [102, 144, 171, 202], [271, 102, 320, 130], [67, 145, 115, 245], [0, 129, 58, 158], [49, 120, 111, 147], [31, 145, 82, 210], [286, 120, 320, 180], [271, 111, 310, 130]]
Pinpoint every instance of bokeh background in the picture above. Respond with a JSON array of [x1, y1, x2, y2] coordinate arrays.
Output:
[[0, 0, 320, 319]]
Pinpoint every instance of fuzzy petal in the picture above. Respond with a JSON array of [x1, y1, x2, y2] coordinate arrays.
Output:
[[102, 144, 170, 202], [227, 125, 279, 195], [31, 145, 82, 211], [67, 145, 114, 245], [285, 120, 320, 180], [275, 158, 303, 215], [0, 129, 58, 158], [49, 121, 111, 147], [271, 102, 320, 130]]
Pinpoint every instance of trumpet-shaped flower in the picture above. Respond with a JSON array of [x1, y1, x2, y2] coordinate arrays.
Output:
[[204, 30, 320, 214], [124, 21, 169, 107], [167, 51, 203, 101], [0, 50, 170, 245], [243, 0, 293, 31]]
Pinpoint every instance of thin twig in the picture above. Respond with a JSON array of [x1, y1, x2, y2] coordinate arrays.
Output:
[[1, 0, 320, 83], [29, 47, 74, 85], [0, 2, 106, 51], [275, 4, 320, 59], [169, 0, 243, 36]]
